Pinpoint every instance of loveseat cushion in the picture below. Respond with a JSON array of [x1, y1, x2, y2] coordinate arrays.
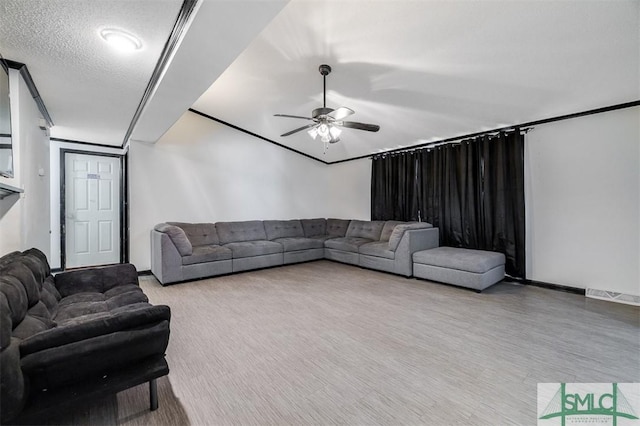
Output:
[[223, 240, 283, 258], [359, 241, 395, 259], [380, 221, 403, 241], [55, 264, 140, 298], [274, 237, 324, 252], [216, 221, 268, 244], [54, 287, 149, 323], [325, 237, 373, 252], [168, 222, 219, 246], [0, 275, 28, 326], [264, 220, 304, 240], [346, 220, 385, 240], [154, 223, 193, 256], [301, 218, 327, 237], [181, 245, 232, 265], [388, 222, 433, 251], [326, 219, 350, 237]]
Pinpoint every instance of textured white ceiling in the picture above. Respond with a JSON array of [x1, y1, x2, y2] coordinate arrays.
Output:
[[192, 0, 639, 162], [0, 0, 638, 159], [0, 0, 182, 146]]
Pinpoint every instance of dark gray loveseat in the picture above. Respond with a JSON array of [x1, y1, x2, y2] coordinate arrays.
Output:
[[0, 248, 171, 424], [151, 218, 439, 285]]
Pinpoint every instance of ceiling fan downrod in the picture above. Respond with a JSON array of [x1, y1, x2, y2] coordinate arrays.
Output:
[[319, 64, 331, 109]]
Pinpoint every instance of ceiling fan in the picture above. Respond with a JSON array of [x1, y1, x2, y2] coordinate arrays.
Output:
[[274, 64, 380, 150]]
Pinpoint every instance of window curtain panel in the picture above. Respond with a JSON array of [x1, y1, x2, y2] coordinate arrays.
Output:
[[418, 131, 526, 277], [371, 152, 420, 221]]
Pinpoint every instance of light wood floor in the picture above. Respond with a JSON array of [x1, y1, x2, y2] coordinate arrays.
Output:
[[49, 260, 640, 425]]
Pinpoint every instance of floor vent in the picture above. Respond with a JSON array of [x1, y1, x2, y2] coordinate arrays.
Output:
[[586, 288, 640, 306]]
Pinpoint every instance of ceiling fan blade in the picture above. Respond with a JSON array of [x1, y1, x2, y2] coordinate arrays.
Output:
[[329, 107, 354, 120], [281, 123, 317, 137], [338, 121, 380, 132], [329, 136, 341, 144], [274, 114, 314, 121]]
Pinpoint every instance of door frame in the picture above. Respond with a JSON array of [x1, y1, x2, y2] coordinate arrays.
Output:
[[60, 149, 128, 270]]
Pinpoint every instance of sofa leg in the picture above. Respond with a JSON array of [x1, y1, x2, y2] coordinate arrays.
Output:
[[150, 379, 158, 411]]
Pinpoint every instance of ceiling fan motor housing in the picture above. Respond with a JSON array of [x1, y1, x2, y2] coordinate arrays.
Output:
[[312, 107, 334, 119], [319, 64, 332, 75]]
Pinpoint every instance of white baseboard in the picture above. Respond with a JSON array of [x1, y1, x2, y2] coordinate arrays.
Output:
[[586, 288, 640, 306]]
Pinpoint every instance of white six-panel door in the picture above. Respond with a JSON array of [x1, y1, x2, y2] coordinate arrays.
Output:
[[65, 152, 121, 268]]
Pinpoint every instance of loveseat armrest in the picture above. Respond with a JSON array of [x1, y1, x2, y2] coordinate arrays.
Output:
[[54, 263, 139, 298], [20, 305, 171, 356], [20, 308, 170, 390]]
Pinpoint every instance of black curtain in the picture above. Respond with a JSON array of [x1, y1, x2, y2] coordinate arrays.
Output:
[[371, 152, 420, 221], [418, 131, 525, 277]]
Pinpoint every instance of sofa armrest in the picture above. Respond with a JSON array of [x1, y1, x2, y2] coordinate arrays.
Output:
[[392, 227, 440, 276], [151, 230, 184, 285], [54, 264, 139, 298], [20, 305, 171, 357]]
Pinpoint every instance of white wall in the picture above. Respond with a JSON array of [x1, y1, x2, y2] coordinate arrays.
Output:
[[526, 107, 639, 296], [315, 108, 639, 297], [0, 68, 50, 257], [129, 111, 363, 270], [326, 159, 371, 220], [132, 104, 639, 297]]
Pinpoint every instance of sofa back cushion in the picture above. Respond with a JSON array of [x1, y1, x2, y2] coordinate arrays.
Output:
[[154, 223, 193, 256], [346, 220, 385, 240], [264, 220, 304, 240], [326, 219, 350, 237], [216, 221, 268, 244], [380, 221, 404, 242], [388, 222, 433, 251], [168, 222, 219, 246], [301, 218, 327, 237], [0, 257, 55, 342]]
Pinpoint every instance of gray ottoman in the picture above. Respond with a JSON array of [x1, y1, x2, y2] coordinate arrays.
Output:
[[412, 247, 505, 291]]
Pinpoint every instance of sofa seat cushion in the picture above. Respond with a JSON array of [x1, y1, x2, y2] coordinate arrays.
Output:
[[359, 241, 395, 260], [274, 237, 324, 252], [264, 220, 304, 240], [223, 241, 283, 258], [307, 235, 335, 242], [325, 237, 373, 252], [412, 247, 505, 274], [54, 287, 149, 323], [182, 245, 232, 265]]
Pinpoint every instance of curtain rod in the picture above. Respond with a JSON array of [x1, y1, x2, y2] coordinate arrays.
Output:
[[373, 127, 532, 158], [329, 99, 640, 164]]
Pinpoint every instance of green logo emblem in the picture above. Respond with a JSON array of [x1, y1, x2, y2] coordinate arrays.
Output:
[[538, 383, 639, 426]]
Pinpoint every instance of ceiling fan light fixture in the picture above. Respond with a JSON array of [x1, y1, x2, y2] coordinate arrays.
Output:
[[317, 123, 329, 138], [274, 64, 380, 153]]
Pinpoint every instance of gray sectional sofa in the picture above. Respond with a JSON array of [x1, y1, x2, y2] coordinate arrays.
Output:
[[151, 218, 439, 285]]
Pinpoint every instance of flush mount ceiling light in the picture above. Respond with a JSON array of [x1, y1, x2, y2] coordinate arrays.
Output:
[[99, 28, 142, 52]]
